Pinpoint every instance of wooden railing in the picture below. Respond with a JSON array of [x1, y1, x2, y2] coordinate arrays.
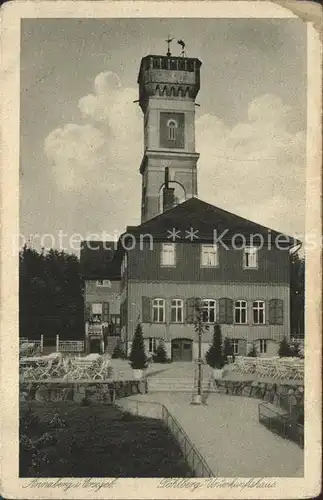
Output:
[[58, 341, 84, 352]]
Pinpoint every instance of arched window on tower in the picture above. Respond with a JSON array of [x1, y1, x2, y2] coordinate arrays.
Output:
[[167, 119, 178, 141]]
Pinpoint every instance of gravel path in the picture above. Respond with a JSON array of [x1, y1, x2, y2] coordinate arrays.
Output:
[[125, 392, 304, 478]]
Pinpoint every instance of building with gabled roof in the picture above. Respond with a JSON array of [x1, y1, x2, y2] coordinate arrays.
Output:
[[80, 50, 299, 358]]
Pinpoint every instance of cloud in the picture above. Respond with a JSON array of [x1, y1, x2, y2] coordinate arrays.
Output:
[[44, 123, 108, 190], [196, 93, 305, 236], [44, 71, 142, 195], [78, 71, 141, 143], [44, 76, 305, 238]]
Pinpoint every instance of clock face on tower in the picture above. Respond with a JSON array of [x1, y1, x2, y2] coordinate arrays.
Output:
[[159, 112, 185, 149]]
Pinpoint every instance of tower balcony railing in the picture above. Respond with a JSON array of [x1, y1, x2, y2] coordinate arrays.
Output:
[[140, 55, 200, 74]]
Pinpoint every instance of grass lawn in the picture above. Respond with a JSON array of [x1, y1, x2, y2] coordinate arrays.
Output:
[[20, 403, 192, 477]]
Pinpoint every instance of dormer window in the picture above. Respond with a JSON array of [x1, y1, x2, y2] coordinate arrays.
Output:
[[243, 246, 258, 269], [167, 119, 178, 141]]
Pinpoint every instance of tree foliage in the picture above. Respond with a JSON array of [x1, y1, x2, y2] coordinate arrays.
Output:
[[19, 245, 84, 342], [129, 323, 148, 369], [153, 339, 168, 363], [278, 337, 294, 357], [205, 324, 225, 369]]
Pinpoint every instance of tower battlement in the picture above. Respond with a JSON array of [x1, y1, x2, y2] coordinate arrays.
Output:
[[138, 55, 202, 112]]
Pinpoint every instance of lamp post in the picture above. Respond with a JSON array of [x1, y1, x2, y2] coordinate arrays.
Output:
[[191, 302, 205, 405]]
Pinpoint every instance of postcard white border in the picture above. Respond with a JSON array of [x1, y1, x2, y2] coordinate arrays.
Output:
[[1, 1, 322, 499]]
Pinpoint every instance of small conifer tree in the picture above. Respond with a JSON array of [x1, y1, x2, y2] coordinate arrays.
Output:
[[278, 337, 293, 357], [129, 323, 148, 369], [205, 323, 225, 369], [153, 339, 168, 363]]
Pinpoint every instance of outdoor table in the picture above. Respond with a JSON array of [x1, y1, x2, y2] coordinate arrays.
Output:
[[20, 356, 46, 365]]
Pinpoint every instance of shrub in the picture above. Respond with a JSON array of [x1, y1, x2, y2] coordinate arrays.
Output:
[[247, 344, 258, 357], [205, 324, 225, 369], [278, 337, 293, 357], [129, 323, 148, 369], [112, 344, 126, 359], [291, 342, 302, 358], [152, 340, 168, 363]]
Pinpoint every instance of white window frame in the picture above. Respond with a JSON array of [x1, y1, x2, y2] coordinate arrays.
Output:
[[92, 303, 102, 315], [201, 299, 217, 324], [171, 298, 184, 323], [201, 244, 218, 268], [231, 339, 239, 355], [253, 300, 265, 325], [152, 298, 165, 323], [96, 280, 111, 287], [148, 337, 158, 353], [167, 119, 178, 141], [234, 300, 247, 324], [243, 246, 258, 269], [91, 303, 102, 323], [259, 339, 268, 354], [161, 243, 176, 267]]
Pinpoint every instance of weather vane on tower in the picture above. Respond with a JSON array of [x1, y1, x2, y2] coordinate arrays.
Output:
[[165, 36, 187, 57], [177, 39, 186, 57], [165, 36, 173, 57]]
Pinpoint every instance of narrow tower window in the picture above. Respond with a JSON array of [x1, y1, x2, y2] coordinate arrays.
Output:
[[167, 119, 178, 141]]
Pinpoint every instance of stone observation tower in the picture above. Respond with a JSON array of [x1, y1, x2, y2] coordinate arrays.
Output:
[[137, 44, 202, 222]]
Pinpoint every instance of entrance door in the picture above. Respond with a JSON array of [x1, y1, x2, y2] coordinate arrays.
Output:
[[90, 338, 101, 353], [171, 339, 193, 361]]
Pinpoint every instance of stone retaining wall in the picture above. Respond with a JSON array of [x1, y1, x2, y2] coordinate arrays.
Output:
[[19, 380, 148, 404]]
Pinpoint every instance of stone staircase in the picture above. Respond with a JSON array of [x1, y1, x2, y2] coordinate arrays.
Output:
[[147, 377, 214, 393], [109, 360, 217, 391], [105, 337, 120, 357]]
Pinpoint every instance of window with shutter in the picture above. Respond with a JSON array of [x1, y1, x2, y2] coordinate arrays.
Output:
[[218, 298, 227, 324], [142, 296, 152, 323], [186, 297, 200, 324], [218, 298, 234, 324], [276, 299, 283, 325], [269, 299, 283, 325], [226, 298, 234, 324]]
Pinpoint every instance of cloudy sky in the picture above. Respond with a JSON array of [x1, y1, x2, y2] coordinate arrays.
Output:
[[20, 18, 307, 253]]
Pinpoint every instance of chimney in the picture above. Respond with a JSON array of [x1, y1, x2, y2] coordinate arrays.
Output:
[[163, 167, 175, 212]]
